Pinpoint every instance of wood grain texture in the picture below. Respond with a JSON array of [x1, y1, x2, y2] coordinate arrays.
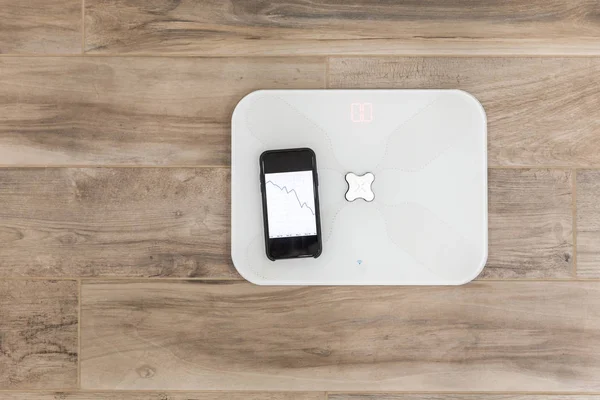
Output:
[[0, 0, 81, 54], [0, 168, 572, 279], [81, 280, 600, 391], [0, 392, 323, 400], [330, 395, 600, 400], [0, 57, 324, 166], [0, 168, 235, 278], [576, 170, 600, 278], [0, 280, 77, 389], [84, 0, 600, 55], [485, 169, 573, 279], [328, 57, 600, 167]]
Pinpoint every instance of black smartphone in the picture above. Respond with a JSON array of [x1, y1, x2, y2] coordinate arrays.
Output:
[[259, 148, 322, 261]]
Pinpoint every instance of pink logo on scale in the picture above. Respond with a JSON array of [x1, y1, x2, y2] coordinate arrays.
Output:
[[350, 103, 373, 123]]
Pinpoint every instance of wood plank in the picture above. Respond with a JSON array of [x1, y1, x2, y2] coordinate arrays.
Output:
[[84, 0, 600, 55], [0, 392, 323, 400], [328, 57, 600, 167], [0, 168, 235, 278], [81, 280, 600, 391], [576, 170, 600, 278], [0, 168, 572, 279], [0, 280, 77, 389], [330, 395, 600, 400], [0, 57, 324, 166], [485, 169, 573, 279], [0, 0, 81, 54]]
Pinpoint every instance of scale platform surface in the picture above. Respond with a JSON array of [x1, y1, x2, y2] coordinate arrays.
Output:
[[231, 90, 487, 285]]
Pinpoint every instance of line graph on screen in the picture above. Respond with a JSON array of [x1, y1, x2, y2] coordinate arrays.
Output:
[[264, 170, 317, 238]]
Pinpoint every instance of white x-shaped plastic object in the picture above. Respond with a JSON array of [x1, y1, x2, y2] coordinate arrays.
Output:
[[345, 172, 375, 202]]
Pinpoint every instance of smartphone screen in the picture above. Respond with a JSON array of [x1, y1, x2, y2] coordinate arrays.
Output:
[[260, 148, 322, 260]]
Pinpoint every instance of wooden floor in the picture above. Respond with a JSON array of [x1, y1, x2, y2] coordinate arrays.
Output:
[[1, 0, 600, 398]]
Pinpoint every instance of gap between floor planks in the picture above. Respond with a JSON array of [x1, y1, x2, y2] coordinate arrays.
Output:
[[325, 392, 600, 396], [3, 278, 600, 282], [0, 165, 599, 169], [2, 390, 600, 394], [573, 169, 578, 277], [77, 279, 82, 389], [2, 54, 600, 58]]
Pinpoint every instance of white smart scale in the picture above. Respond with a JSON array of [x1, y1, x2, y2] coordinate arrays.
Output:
[[231, 90, 488, 285]]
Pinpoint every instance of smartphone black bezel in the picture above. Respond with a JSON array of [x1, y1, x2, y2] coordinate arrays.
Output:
[[259, 148, 322, 261]]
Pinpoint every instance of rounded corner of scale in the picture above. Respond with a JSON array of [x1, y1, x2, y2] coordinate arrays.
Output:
[[455, 253, 488, 285], [232, 90, 265, 122], [231, 252, 263, 286], [453, 90, 487, 122]]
